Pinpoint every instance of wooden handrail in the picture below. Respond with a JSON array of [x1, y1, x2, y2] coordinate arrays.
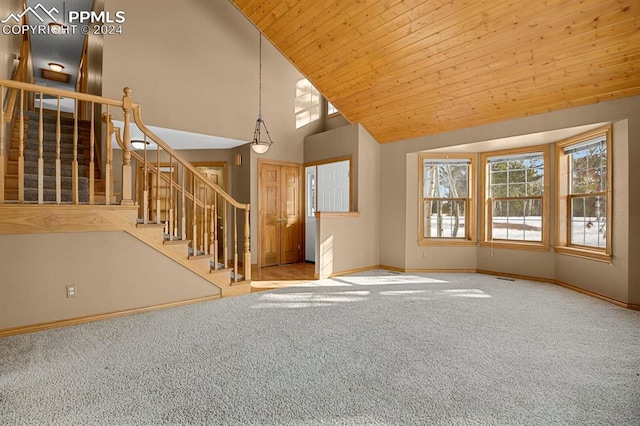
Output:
[[1, 79, 124, 110], [130, 104, 250, 211]]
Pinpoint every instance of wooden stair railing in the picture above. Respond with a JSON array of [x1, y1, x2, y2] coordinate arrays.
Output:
[[0, 79, 251, 283]]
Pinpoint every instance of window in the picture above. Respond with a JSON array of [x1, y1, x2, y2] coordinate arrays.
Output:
[[295, 78, 320, 128], [480, 146, 549, 249], [419, 154, 475, 245], [327, 101, 338, 116], [555, 126, 612, 261]]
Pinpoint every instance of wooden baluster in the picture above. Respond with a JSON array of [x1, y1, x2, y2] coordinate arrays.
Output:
[[168, 160, 174, 237], [142, 136, 148, 223], [223, 200, 228, 269], [243, 206, 251, 281], [155, 143, 161, 223], [89, 102, 95, 204], [203, 188, 209, 255], [37, 94, 44, 204], [120, 88, 133, 206], [192, 174, 198, 254], [0, 85, 4, 203], [181, 167, 186, 241], [233, 207, 238, 282], [104, 108, 112, 206], [173, 162, 178, 237], [18, 89, 24, 203], [72, 100, 79, 204], [55, 98, 62, 204], [213, 193, 218, 270]]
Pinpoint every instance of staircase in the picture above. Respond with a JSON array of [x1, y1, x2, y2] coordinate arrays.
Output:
[[4, 111, 93, 203], [0, 79, 252, 332]]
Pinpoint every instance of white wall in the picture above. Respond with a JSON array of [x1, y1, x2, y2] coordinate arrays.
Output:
[[0, 231, 219, 330], [0, 0, 21, 81]]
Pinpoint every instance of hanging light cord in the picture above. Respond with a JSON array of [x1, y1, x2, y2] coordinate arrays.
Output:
[[258, 34, 262, 118]]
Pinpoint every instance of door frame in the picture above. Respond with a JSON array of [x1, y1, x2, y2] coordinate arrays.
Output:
[[257, 159, 304, 268]]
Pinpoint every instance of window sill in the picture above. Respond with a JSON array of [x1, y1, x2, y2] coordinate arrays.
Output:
[[419, 239, 476, 247], [479, 241, 550, 252], [553, 246, 612, 263], [315, 211, 360, 218]]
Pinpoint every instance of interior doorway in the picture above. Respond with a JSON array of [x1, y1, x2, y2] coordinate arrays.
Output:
[[305, 158, 351, 262], [258, 160, 303, 267]]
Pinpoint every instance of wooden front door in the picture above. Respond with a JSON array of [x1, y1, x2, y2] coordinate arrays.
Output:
[[260, 161, 302, 267]]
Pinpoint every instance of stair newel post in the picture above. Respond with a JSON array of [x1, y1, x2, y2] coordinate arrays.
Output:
[[38, 93, 44, 204], [192, 173, 198, 254], [213, 192, 218, 270], [243, 205, 251, 281], [142, 135, 148, 223], [223, 199, 228, 269], [89, 102, 95, 205], [18, 89, 24, 203], [120, 87, 134, 206], [55, 97, 62, 204], [72, 100, 79, 204], [233, 207, 238, 282], [0, 85, 4, 203]]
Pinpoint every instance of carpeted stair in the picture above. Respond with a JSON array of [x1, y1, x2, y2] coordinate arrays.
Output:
[[5, 111, 92, 203]]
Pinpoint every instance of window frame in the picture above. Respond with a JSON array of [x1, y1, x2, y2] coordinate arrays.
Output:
[[418, 153, 476, 246], [555, 125, 612, 262], [480, 145, 550, 251], [295, 78, 321, 129]]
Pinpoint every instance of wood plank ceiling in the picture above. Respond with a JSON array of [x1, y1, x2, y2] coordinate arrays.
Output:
[[230, 0, 640, 143]]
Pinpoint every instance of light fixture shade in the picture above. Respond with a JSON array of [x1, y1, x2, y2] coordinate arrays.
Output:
[[250, 115, 273, 154], [251, 141, 270, 154], [131, 140, 149, 150], [48, 62, 64, 72]]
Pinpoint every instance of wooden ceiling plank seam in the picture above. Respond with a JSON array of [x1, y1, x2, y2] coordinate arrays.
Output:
[[325, 0, 632, 103], [355, 55, 640, 131], [366, 74, 640, 140], [342, 31, 640, 120], [289, 0, 447, 69], [261, 1, 342, 46], [333, 0, 594, 90], [256, 0, 305, 35], [335, 8, 640, 115], [376, 83, 640, 142], [365, 70, 640, 127], [235, 0, 285, 24], [273, 0, 398, 54], [354, 48, 640, 125], [306, 0, 516, 83], [372, 85, 640, 142]]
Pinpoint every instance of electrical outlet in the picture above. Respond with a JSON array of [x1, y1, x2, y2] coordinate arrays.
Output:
[[66, 285, 76, 298], [422, 250, 429, 258]]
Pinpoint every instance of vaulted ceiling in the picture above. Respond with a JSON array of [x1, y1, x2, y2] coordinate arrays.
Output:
[[230, 0, 640, 143]]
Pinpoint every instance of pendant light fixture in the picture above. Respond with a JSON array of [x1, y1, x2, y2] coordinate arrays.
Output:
[[250, 33, 273, 154]]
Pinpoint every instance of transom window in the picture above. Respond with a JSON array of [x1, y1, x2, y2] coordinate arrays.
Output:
[[295, 78, 320, 129], [555, 126, 612, 261], [419, 154, 475, 244], [481, 146, 549, 247]]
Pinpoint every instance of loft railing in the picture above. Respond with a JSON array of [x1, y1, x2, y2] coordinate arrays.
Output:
[[0, 79, 251, 282]]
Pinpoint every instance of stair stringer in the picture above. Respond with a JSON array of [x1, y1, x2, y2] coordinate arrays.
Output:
[[102, 208, 252, 298]]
